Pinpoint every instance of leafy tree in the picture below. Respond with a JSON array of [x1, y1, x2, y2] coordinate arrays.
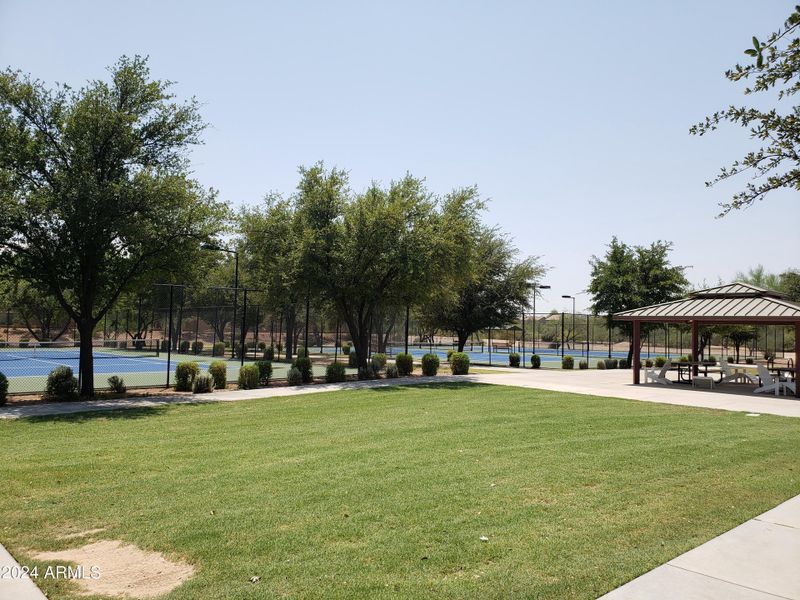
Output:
[[0, 56, 227, 395], [734, 264, 782, 290], [422, 225, 545, 352], [691, 7, 800, 215], [780, 270, 800, 302], [0, 280, 70, 341], [589, 237, 688, 364], [297, 167, 444, 374]]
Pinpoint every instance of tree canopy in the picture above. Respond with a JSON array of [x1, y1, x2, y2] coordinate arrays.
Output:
[[691, 6, 800, 216], [0, 56, 227, 395], [589, 237, 688, 362]]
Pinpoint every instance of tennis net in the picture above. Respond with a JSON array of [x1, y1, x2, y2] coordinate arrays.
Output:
[[0, 339, 160, 361]]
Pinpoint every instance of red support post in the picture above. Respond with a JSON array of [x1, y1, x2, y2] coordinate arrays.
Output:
[[633, 319, 641, 384], [691, 320, 699, 378], [795, 322, 799, 399]]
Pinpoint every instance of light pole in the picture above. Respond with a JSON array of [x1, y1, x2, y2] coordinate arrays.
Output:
[[201, 243, 239, 359], [531, 284, 550, 359], [562, 295, 575, 355]]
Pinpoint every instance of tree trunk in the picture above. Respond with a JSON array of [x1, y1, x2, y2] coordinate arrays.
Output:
[[456, 330, 469, 352], [284, 309, 296, 360], [77, 319, 96, 397]]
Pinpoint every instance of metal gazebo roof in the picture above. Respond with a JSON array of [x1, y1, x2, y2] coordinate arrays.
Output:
[[613, 283, 800, 325]]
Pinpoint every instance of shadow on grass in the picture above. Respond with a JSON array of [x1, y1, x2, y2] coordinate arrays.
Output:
[[363, 381, 492, 393], [21, 404, 189, 424]]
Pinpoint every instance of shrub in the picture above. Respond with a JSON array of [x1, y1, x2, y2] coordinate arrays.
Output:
[[579, 360, 588, 370], [358, 365, 376, 380], [258, 341, 267, 351], [706, 355, 717, 365], [254, 360, 273, 384], [371, 353, 388, 372], [450, 352, 470, 375], [562, 355, 574, 369], [326, 362, 347, 383], [745, 357, 754, 364], [421, 353, 440, 376], [530, 354, 541, 369], [395, 352, 414, 376], [213, 341, 226, 357], [192, 375, 214, 394], [618, 359, 629, 369], [45, 366, 78, 401], [341, 342, 351, 356], [179, 340, 190, 354], [679, 355, 689, 363], [107, 375, 126, 394], [509, 352, 521, 367], [446, 349, 455, 361], [654, 356, 667, 367], [287, 366, 303, 385], [209, 361, 227, 390], [160, 339, 169, 352], [292, 356, 313, 383], [237, 364, 260, 389], [175, 362, 200, 391], [605, 358, 618, 369], [386, 364, 399, 378], [19, 338, 30, 348], [295, 346, 308, 358], [191, 341, 204, 355], [263, 346, 275, 361], [275, 341, 283, 355], [644, 358, 653, 368], [348, 352, 358, 368], [0, 372, 8, 406], [597, 359, 606, 370]]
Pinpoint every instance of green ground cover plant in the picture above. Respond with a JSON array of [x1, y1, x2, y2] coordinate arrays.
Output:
[[1, 383, 799, 599]]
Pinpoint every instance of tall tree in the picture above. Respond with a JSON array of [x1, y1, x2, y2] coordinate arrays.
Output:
[[691, 6, 800, 216], [0, 56, 227, 395], [589, 237, 688, 364], [734, 264, 782, 290], [421, 226, 544, 352], [0, 281, 71, 341]]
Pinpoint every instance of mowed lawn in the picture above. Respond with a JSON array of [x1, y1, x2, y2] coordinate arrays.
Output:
[[2, 383, 800, 599]]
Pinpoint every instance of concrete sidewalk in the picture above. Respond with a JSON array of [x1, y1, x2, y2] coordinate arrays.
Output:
[[2, 369, 799, 419], [599, 494, 800, 599], [0, 544, 47, 600]]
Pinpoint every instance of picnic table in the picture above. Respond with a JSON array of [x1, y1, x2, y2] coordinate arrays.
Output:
[[671, 361, 722, 384]]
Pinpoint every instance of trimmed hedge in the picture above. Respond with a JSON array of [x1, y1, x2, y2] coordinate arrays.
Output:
[[213, 341, 226, 357], [209, 361, 227, 390], [395, 353, 414, 376], [562, 355, 574, 370], [341, 342, 351, 356], [107, 375, 126, 394], [175, 362, 200, 391], [530, 354, 541, 369], [371, 353, 388, 372], [597, 359, 606, 370], [386, 364, 399, 378], [450, 352, 470, 375], [509, 352, 520, 368], [191, 341, 204, 355], [263, 346, 275, 361], [192, 375, 214, 394], [45, 366, 78, 401], [421, 353, 440, 376], [254, 360, 273, 385], [238, 364, 260, 389], [326, 362, 347, 383], [348, 352, 358, 368], [654, 356, 667, 367], [579, 360, 588, 370], [287, 366, 303, 386], [292, 356, 313, 384]]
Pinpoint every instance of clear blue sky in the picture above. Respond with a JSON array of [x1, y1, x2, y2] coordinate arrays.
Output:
[[1, 0, 797, 312]]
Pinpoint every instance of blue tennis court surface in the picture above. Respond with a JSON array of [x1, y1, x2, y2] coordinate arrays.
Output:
[[0, 349, 204, 378]]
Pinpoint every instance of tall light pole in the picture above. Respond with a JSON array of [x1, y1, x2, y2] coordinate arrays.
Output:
[[201, 243, 239, 359], [531, 284, 550, 359], [562, 295, 575, 355]]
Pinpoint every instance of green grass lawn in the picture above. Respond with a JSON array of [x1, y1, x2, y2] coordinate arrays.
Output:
[[2, 383, 799, 599]]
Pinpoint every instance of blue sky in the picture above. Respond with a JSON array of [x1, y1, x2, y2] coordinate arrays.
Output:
[[1, 0, 797, 312]]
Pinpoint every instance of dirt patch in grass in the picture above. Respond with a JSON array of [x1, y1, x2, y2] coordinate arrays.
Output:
[[31, 539, 194, 598]]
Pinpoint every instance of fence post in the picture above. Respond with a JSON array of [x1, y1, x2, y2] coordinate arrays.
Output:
[[561, 312, 565, 359], [488, 327, 492, 366], [240, 288, 248, 367], [166, 285, 174, 388], [607, 318, 612, 359]]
